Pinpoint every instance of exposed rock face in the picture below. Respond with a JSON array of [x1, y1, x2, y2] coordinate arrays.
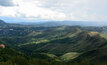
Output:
[[0, 44, 5, 48]]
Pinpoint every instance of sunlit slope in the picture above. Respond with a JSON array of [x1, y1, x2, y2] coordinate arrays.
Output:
[[60, 52, 80, 61], [72, 48, 107, 65], [18, 31, 107, 55]]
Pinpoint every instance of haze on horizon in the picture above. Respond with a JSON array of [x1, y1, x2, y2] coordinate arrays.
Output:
[[0, 0, 107, 22]]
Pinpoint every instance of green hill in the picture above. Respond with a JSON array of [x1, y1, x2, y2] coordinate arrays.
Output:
[[0, 25, 107, 65], [0, 47, 29, 65], [71, 48, 107, 65], [0, 20, 7, 27], [26, 31, 107, 55], [0, 47, 71, 65]]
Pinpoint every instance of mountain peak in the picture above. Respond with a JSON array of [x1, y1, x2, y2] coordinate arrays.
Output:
[[0, 19, 6, 24], [0, 19, 7, 27]]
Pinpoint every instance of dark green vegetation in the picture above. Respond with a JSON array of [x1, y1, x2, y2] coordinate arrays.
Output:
[[0, 47, 71, 65], [0, 20, 107, 65], [71, 48, 107, 65]]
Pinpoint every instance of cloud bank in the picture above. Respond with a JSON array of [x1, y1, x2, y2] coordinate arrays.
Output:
[[0, 0, 107, 21], [0, 0, 15, 6]]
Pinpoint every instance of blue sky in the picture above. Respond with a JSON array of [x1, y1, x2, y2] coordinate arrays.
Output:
[[0, 0, 107, 22]]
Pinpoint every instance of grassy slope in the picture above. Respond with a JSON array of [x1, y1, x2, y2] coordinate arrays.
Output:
[[32, 31, 107, 54], [60, 52, 80, 61], [72, 48, 107, 65]]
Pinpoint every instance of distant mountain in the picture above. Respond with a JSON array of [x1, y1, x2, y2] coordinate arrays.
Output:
[[0, 20, 6, 24], [0, 19, 7, 27], [18, 21, 107, 27], [0, 19, 27, 28], [1, 19, 107, 27]]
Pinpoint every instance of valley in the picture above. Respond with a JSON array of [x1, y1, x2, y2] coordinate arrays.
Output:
[[0, 20, 107, 65]]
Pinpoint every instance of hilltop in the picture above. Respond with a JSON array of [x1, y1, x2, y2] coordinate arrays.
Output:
[[0, 20, 7, 27], [0, 20, 107, 65]]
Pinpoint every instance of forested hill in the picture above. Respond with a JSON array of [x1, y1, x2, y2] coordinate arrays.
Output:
[[0, 20, 7, 27], [0, 19, 107, 65], [0, 47, 71, 65]]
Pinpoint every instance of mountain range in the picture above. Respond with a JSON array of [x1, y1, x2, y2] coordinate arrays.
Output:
[[18, 21, 107, 26], [0, 19, 107, 65]]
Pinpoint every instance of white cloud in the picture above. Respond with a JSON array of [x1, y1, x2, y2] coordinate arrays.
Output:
[[0, 0, 15, 6], [0, 6, 17, 17], [0, 0, 107, 21], [0, 0, 67, 21]]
